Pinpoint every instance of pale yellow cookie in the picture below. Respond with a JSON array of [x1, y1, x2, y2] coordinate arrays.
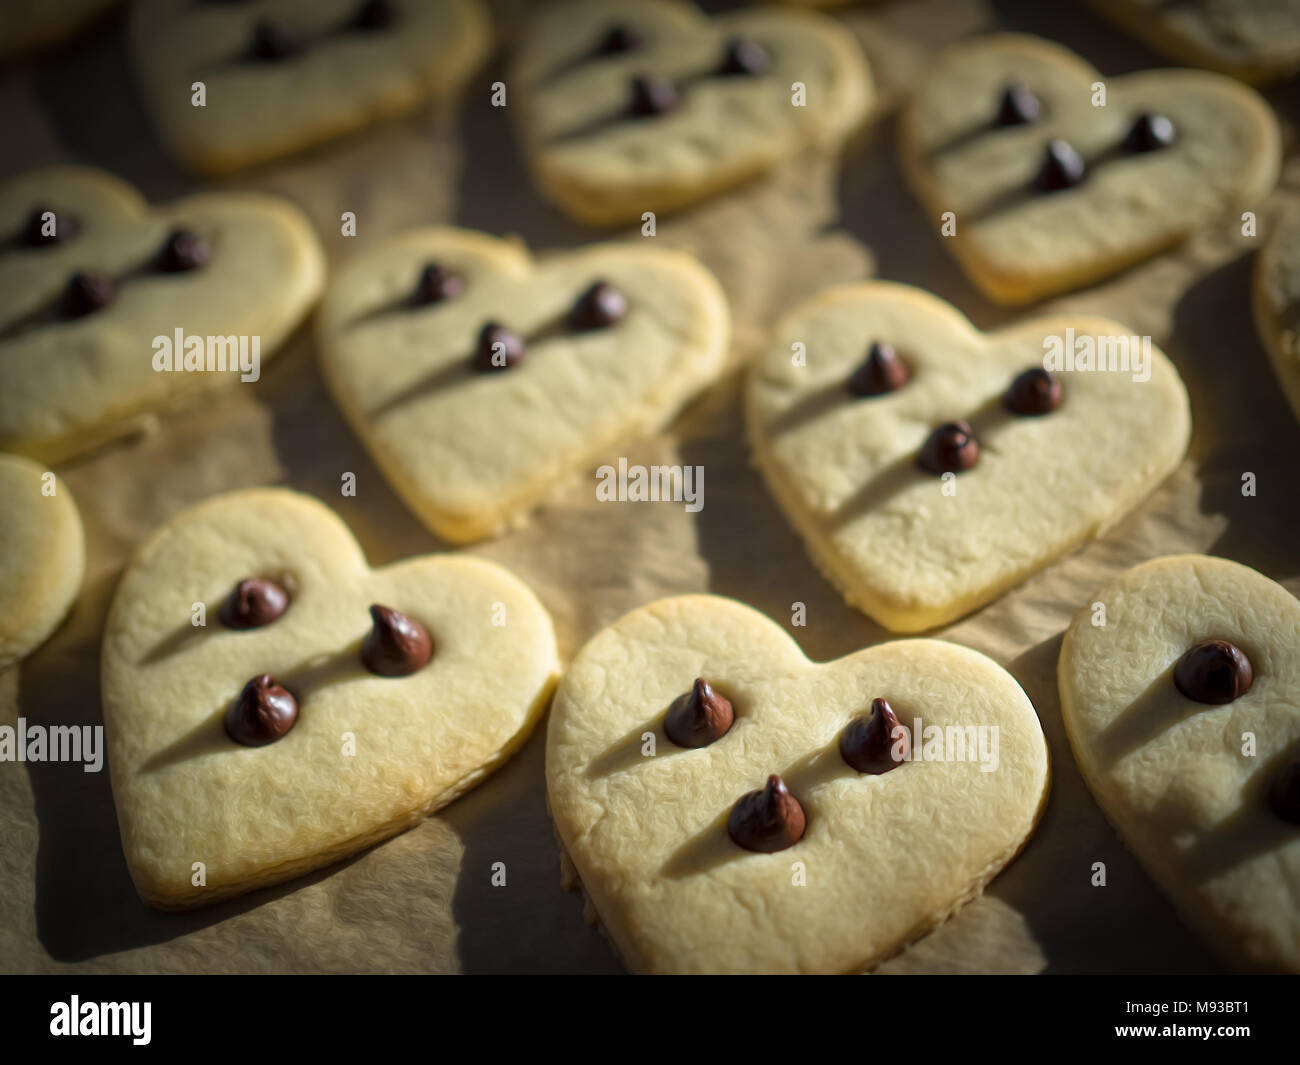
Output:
[[512, 0, 872, 227], [315, 226, 730, 543], [128, 0, 490, 174], [899, 33, 1279, 305], [1059, 555, 1300, 972], [101, 488, 559, 908], [1252, 203, 1300, 424], [547, 594, 1050, 973], [745, 281, 1191, 632], [0, 455, 84, 671], [0, 166, 325, 462], [1088, 0, 1300, 86]]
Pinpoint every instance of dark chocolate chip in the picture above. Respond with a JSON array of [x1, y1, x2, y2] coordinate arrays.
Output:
[[840, 697, 907, 774], [664, 678, 735, 748], [598, 24, 644, 55], [251, 18, 304, 61], [1004, 367, 1062, 415], [1124, 112, 1176, 153], [361, 604, 433, 676], [728, 774, 806, 853], [996, 82, 1041, 126], [847, 341, 909, 397], [411, 262, 464, 306], [220, 577, 289, 629], [21, 205, 75, 246], [630, 73, 678, 117], [719, 36, 770, 77], [473, 321, 525, 371], [62, 271, 115, 318], [156, 228, 211, 273], [351, 0, 395, 30], [917, 420, 979, 474], [1034, 139, 1085, 192], [225, 674, 298, 746], [569, 280, 628, 330], [1173, 640, 1254, 705], [1268, 761, 1300, 825]]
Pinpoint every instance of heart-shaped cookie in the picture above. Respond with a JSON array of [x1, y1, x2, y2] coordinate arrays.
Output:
[[0, 166, 325, 462], [101, 488, 559, 908], [745, 281, 1191, 632], [511, 0, 873, 226], [1252, 203, 1300, 424], [315, 226, 731, 543], [129, 0, 490, 174], [1059, 555, 1300, 972], [899, 33, 1279, 304], [1087, 0, 1300, 85], [0, 454, 84, 671], [547, 594, 1050, 973]]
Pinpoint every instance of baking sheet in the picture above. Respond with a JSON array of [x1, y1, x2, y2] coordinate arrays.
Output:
[[2, 0, 1298, 973]]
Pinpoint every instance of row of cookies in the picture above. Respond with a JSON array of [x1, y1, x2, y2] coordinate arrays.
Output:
[[8, 469, 1294, 971]]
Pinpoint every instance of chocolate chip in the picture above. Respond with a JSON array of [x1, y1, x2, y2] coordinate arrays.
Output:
[[1034, 139, 1085, 192], [220, 577, 289, 629], [840, 697, 907, 774], [664, 678, 734, 748], [1124, 112, 1176, 153], [847, 341, 909, 397], [351, 0, 395, 30], [719, 37, 769, 77], [1173, 640, 1254, 705], [996, 82, 1041, 126], [1268, 761, 1300, 825], [1004, 367, 1062, 415], [62, 272, 115, 318], [598, 24, 644, 55], [250, 18, 304, 61], [473, 321, 526, 371], [225, 674, 298, 746], [361, 604, 432, 676], [411, 262, 464, 306], [156, 228, 211, 273], [630, 73, 678, 117], [569, 280, 628, 330], [728, 774, 806, 853], [21, 205, 75, 246], [917, 420, 979, 474]]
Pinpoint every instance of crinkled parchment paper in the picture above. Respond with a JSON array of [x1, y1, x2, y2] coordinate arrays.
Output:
[[2, 0, 1298, 973]]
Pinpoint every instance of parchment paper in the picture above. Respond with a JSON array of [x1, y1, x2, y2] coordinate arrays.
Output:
[[2, 0, 1298, 974]]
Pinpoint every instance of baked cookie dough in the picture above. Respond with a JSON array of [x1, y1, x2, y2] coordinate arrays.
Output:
[[0, 0, 119, 60], [1252, 203, 1300, 424], [129, 0, 490, 174], [1059, 555, 1300, 972], [1087, 0, 1300, 85], [0, 166, 325, 463], [899, 33, 1279, 305], [101, 488, 560, 909], [315, 226, 731, 543], [745, 281, 1191, 632], [511, 0, 873, 226], [0, 455, 84, 671], [547, 594, 1050, 974]]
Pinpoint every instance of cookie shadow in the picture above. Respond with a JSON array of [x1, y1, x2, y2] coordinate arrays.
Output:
[[984, 632, 1223, 973], [442, 723, 622, 974]]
